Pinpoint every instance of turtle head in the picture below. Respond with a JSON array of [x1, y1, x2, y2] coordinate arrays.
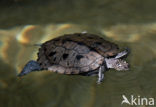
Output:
[[105, 58, 129, 71], [18, 60, 41, 77]]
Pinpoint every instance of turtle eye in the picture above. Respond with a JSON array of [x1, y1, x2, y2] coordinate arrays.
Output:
[[117, 63, 122, 67], [118, 64, 122, 67], [116, 61, 121, 66]]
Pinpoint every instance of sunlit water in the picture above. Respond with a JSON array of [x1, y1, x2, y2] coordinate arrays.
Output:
[[0, 0, 156, 107]]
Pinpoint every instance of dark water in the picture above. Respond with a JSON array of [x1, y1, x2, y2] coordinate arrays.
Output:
[[0, 0, 156, 107]]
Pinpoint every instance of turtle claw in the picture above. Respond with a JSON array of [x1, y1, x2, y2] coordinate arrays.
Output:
[[97, 73, 104, 84]]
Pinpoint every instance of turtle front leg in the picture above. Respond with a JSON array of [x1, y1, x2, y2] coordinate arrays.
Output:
[[97, 66, 105, 84], [115, 48, 130, 59]]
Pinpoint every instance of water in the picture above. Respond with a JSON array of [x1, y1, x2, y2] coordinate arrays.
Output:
[[0, 0, 156, 107]]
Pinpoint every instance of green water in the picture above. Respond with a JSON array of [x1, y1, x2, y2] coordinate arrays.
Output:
[[0, 0, 156, 107]]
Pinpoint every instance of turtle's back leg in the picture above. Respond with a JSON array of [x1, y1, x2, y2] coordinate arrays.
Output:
[[18, 60, 41, 77], [80, 70, 98, 76]]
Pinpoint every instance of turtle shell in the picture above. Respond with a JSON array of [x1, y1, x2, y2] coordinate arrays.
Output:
[[37, 33, 119, 74]]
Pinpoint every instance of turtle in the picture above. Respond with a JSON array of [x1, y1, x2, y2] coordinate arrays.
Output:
[[18, 33, 129, 84]]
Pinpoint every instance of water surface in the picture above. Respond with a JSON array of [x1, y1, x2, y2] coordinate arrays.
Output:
[[0, 0, 156, 107]]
